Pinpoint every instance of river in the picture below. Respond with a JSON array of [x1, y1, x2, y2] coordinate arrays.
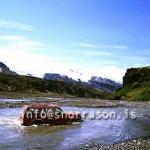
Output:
[[0, 106, 149, 150]]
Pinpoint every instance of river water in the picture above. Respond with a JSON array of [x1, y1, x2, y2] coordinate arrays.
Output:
[[0, 106, 149, 150]]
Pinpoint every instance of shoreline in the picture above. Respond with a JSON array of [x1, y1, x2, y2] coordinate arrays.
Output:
[[0, 97, 150, 108], [0, 91, 74, 99], [80, 139, 150, 150]]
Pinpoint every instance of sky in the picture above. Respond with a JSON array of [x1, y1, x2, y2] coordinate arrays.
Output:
[[0, 0, 150, 82]]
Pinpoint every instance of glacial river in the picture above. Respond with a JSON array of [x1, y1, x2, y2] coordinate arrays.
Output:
[[0, 106, 149, 150]]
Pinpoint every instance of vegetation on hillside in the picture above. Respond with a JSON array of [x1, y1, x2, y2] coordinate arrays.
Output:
[[109, 67, 150, 101], [0, 73, 108, 98]]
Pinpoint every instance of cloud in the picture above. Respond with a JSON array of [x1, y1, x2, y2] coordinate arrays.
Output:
[[0, 35, 73, 77], [122, 56, 148, 62], [0, 35, 125, 82], [122, 56, 141, 61], [0, 35, 52, 51], [0, 47, 73, 77], [0, 35, 24, 41], [83, 50, 112, 56], [67, 65, 126, 82], [73, 49, 112, 57], [0, 41, 125, 82], [96, 61, 116, 65], [0, 20, 33, 31], [0, 46, 125, 82], [77, 42, 128, 49], [77, 43, 98, 48]]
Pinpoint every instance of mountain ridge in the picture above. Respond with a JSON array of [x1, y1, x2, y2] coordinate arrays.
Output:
[[43, 73, 122, 92], [88, 76, 122, 92], [0, 62, 108, 98]]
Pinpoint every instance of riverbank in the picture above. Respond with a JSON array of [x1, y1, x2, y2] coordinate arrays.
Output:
[[80, 139, 150, 150], [0, 97, 150, 108], [0, 91, 74, 99]]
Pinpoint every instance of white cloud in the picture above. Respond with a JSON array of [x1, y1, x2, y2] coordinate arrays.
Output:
[[122, 56, 146, 61], [0, 47, 73, 77], [0, 47, 125, 82], [0, 35, 74, 77], [83, 50, 112, 56], [77, 43, 98, 48], [0, 20, 33, 31], [0, 35, 125, 82], [0, 35, 52, 51], [133, 64, 141, 67], [72, 66, 126, 82], [0, 35, 24, 41], [96, 61, 116, 65], [77, 42, 128, 49]]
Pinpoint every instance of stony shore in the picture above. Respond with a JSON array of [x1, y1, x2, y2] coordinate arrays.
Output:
[[0, 97, 150, 108], [79, 139, 150, 150]]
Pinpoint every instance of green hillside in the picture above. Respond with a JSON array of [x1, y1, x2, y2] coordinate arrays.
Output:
[[0, 73, 108, 98], [110, 67, 150, 101]]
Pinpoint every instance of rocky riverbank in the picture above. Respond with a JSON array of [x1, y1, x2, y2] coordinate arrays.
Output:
[[80, 139, 150, 150], [0, 98, 150, 108]]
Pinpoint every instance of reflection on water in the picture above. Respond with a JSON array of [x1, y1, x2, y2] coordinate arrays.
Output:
[[0, 106, 149, 150]]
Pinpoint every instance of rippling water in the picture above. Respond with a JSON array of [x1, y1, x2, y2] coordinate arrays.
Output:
[[0, 106, 149, 150]]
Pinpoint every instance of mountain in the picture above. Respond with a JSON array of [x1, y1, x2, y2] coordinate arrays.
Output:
[[0, 62, 108, 98], [111, 66, 150, 101], [0, 62, 17, 75], [88, 76, 122, 92], [43, 73, 76, 83], [43, 73, 122, 92], [0, 73, 108, 98]]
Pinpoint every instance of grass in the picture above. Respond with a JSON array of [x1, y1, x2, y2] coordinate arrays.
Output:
[[109, 84, 150, 101], [0, 73, 108, 99]]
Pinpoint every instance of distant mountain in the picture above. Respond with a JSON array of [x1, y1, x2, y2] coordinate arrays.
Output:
[[43, 73, 77, 83], [0, 72, 107, 99], [0, 62, 17, 75], [88, 76, 122, 92], [43, 73, 122, 92]]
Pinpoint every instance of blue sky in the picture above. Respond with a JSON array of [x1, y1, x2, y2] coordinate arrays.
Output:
[[0, 0, 150, 82]]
